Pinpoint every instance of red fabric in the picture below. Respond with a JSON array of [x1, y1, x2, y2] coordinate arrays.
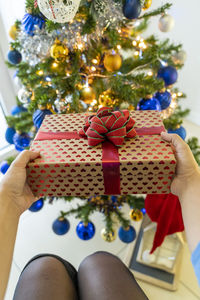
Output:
[[145, 193, 184, 253], [102, 141, 121, 194], [79, 107, 137, 147]]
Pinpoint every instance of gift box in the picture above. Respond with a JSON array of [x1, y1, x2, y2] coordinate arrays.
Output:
[[27, 109, 176, 197]]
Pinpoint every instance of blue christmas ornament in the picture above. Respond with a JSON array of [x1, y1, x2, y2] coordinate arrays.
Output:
[[13, 132, 31, 151], [33, 109, 52, 130], [141, 208, 146, 215], [168, 126, 186, 140], [8, 49, 22, 65], [52, 217, 70, 235], [137, 97, 161, 111], [29, 198, 44, 212], [5, 127, 16, 144], [123, 0, 141, 19], [0, 161, 10, 174], [76, 221, 95, 241], [22, 13, 45, 36], [157, 66, 178, 86], [118, 225, 136, 243], [154, 90, 172, 110], [111, 196, 118, 203], [11, 105, 27, 116]]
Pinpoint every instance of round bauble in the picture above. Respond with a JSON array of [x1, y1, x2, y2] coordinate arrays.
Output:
[[172, 50, 187, 65], [5, 127, 16, 144], [29, 198, 44, 212], [76, 221, 95, 241], [8, 49, 22, 65], [50, 41, 69, 61], [141, 208, 146, 215], [157, 66, 178, 86], [154, 90, 172, 110], [13, 132, 31, 151], [80, 86, 96, 104], [11, 105, 27, 116], [0, 161, 10, 175], [123, 0, 141, 19], [22, 13, 45, 36], [103, 52, 122, 72], [33, 108, 52, 130], [137, 97, 161, 111], [129, 209, 143, 221], [18, 88, 31, 104], [158, 14, 175, 32], [38, 0, 81, 23], [143, 0, 152, 10], [168, 126, 186, 140], [118, 225, 136, 243], [101, 228, 117, 242], [52, 217, 70, 235], [9, 24, 18, 40]]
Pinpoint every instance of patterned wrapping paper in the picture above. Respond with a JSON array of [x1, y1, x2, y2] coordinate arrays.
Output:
[[27, 110, 176, 197]]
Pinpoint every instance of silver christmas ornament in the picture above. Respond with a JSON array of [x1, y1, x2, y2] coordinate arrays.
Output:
[[18, 87, 31, 103], [158, 14, 175, 32], [38, 0, 81, 23]]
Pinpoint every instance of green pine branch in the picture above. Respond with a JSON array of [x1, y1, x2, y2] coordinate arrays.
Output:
[[139, 3, 172, 19]]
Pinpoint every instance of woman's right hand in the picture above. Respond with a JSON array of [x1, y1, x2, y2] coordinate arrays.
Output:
[[161, 132, 200, 200]]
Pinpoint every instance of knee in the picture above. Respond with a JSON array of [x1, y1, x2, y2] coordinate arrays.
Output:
[[78, 251, 118, 272], [21, 256, 66, 281]]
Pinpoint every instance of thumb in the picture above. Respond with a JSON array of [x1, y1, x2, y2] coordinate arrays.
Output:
[[12, 150, 40, 168], [161, 132, 188, 154]]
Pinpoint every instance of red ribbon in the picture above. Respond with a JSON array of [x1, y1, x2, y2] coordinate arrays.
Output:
[[35, 109, 165, 195]]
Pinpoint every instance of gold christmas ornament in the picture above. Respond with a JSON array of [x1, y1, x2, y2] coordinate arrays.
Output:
[[80, 86, 96, 104], [129, 209, 143, 222], [50, 40, 69, 61], [143, 0, 152, 10], [99, 90, 116, 107], [9, 24, 18, 40], [101, 228, 117, 242], [103, 52, 122, 72]]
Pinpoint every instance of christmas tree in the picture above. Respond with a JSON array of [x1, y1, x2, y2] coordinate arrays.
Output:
[[3, 0, 200, 242]]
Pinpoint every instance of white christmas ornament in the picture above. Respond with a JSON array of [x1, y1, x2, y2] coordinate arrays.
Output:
[[158, 14, 175, 32], [172, 50, 187, 65], [18, 87, 31, 103], [38, 0, 81, 23]]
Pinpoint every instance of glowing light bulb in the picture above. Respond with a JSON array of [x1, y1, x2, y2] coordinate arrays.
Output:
[[132, 41, 137, 46], [52, 62, 58, 68], [77, 43, 84, 50], [172, 93, 177, 99], [91, 66, 96, 72], [117, 45, 122, 50], [88, 107, 93, 111], [37, 70, 44, 76], [118, 29, 122, 33], [136, 36, 141, 41], [147, 71, 153, 76], [92, 59, 98, 64], [177, 92, 183, 97], [134, 51, 139, 56]]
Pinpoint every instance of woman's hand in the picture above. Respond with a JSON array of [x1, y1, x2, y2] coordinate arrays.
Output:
[[0, 150, 40, 215], [161, 132, 200, 199]]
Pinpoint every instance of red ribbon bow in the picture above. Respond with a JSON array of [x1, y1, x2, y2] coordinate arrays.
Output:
[[79, 107, 137, 147]]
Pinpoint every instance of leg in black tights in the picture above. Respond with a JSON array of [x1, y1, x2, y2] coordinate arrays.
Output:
[[13, 256, 78, 300], [78, 251, 148, 300]]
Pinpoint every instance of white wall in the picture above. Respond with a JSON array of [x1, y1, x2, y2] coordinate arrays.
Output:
[[0, 0, 200, 124]]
